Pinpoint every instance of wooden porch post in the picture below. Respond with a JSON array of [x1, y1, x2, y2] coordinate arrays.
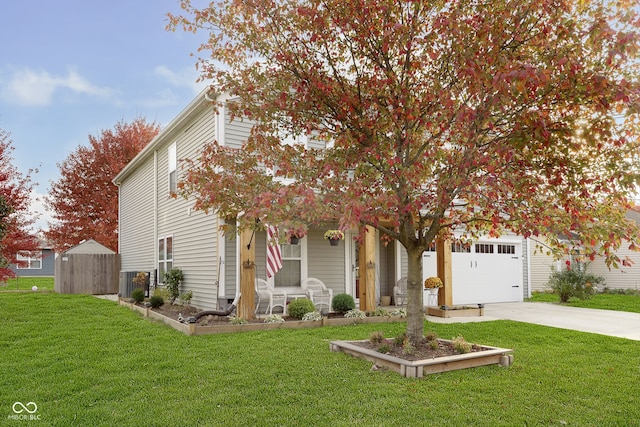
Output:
[[238, 228, 256, 320], [436, 237, 453, 306], [359, 226, 377, 311]]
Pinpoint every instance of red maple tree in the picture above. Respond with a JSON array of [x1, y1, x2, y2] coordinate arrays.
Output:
[[170, 0, 640, 341], [45, 118, 160, 253], [0, 127, 38, 281]]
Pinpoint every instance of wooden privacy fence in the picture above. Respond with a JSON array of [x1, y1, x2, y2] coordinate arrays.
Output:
[[55, 253, 121, 294]]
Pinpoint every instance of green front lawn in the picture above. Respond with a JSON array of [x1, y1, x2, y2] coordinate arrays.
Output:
[[527, 291, 640, 313], [0, 293, 638, 426], [0, 276, 54, 291]]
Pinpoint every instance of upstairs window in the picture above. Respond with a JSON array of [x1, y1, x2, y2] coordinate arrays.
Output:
[[168, 142, 177, 194]]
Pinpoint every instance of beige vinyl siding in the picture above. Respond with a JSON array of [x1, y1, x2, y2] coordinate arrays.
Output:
[[521, 238, 529, 296], [156, 106, 220, 310], [307, 133, 326, 150], [307, 230, 347, 296], [224, 233, 237, 297], [254, 231, 267, 281], [400, 247, 408, 277], [528, 238, 563, 292], [224, 105, 254, 149], [119, 156, 155, 272], [587, 242, 640, 290]]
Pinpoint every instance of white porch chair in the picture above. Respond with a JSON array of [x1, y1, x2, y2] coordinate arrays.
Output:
[[255, 278, 287, 315], [393, 276, 408, 306], [301, 277, 333, 312]]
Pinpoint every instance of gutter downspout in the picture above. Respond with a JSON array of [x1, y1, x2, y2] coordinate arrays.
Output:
[[154, 150, 158, 285]]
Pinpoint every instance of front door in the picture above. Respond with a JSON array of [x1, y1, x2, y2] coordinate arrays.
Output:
[[349, 234, 360, 302]]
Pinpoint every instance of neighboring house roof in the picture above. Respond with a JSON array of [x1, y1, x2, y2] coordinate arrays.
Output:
[[113, 88, 214, 185], [64, 239, 115, 255]]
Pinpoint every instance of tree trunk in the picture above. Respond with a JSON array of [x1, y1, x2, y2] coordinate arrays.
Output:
[[405, 245, 424, 343]]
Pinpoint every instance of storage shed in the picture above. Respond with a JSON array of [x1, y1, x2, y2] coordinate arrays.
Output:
[[54, 239, 120, 294]]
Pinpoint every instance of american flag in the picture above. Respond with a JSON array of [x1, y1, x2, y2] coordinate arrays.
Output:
[[266, 225, 283, 278]]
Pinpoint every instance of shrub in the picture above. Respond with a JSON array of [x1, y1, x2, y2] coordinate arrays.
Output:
[[371, 307, 389, 317], [163, 268, 184, 303], [149, 295, 164, 308], [393, 333, 407, 347], [264, 314, 285, 323], [153, 287, 169, 300], [389, 308, 406, 317], [425, 331, 438, 342], [132, 272, 148, 289], [179, 290, 193, 306], [377, 344, 391, 354], [131, 288, 145, 304], [302, 311, 323, 321], [332, 293, 356, 313], [547, 262, 604, 303], [402, 336, 415, 355], [452, 335, 472, 354], [344, 309, 366, 319], [287, 298, 316, 319], [229, 315, 248, 325], [369, 331, 384, 344]]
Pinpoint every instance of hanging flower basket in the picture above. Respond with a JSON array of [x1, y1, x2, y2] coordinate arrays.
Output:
[[287, 227, 306, 245], [324, 230, 344, 246]]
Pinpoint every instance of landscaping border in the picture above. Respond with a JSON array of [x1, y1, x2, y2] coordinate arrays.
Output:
[[330, 338, 513, 378], [427, 306, 484, 318], [119, 299, 406, 335]]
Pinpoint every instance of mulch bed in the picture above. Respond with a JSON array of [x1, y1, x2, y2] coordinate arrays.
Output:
[[352, 337, 483, 361], [149, 303, 298, 325]]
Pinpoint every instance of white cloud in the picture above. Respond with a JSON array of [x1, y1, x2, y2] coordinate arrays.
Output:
[[137, 88, 180, 109], [155, 65, 206, 94], [1, 66, 115, 106]]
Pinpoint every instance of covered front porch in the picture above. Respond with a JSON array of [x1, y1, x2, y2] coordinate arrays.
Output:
[[232, 226, 453, 320]]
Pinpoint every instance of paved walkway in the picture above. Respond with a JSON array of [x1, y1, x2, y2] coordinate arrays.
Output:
[[428, 302, 640, 341]]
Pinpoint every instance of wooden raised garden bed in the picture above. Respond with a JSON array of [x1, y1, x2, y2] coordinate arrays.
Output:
[[330, 339, 513, 378], [427, 305, 484, 318]]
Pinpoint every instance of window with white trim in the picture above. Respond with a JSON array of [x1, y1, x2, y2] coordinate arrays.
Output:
[[168, 142, 177, 194], [158, 236, 173, 283], [275, 242, 301, 288], [16, 251, 42, 269]]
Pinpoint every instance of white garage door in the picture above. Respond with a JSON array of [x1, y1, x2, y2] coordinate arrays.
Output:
[[422, 240, 523, 305]]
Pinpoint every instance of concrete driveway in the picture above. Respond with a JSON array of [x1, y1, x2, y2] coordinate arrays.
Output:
[[483, 302, 639, 340]]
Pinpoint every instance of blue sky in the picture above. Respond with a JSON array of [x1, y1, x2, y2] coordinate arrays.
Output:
[[0, 0, 208, 230]]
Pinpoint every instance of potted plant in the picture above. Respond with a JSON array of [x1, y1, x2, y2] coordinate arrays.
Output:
[[424, 276, 443, 297], [324, 229, 344, 246], [287, 227, 306, 245]]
